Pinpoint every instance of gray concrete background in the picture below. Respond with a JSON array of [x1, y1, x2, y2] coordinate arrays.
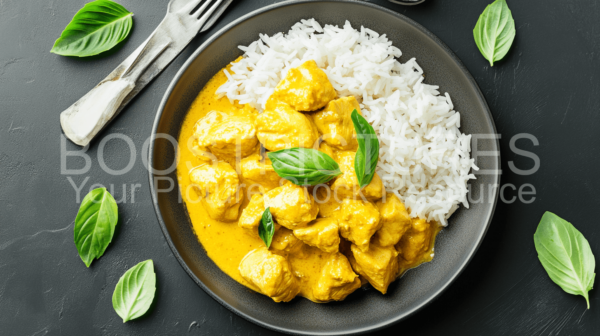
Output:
[[1, 0, 599, 335]]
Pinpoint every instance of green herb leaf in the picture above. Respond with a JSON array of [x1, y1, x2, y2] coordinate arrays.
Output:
[[351, 110, 379, 188], [74, 187, 118, 267], [534, 212, 596, 309], [473, 0, 516, 66], [112, 260, 157, 322], [268, 148, 341, 186], [51, 0, 134, 57], [258, 208, 275, 248]]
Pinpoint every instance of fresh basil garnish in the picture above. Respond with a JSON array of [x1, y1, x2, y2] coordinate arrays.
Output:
[[74, 187, 118, 267], [473, 0, 516, 66], [112, 260, 157, 322], [51, 0, 134, 57], [351, 110, 379, 188], [268, 148, 341, 186], [534, 212, 596, 308], [258, 208, 275, 248]]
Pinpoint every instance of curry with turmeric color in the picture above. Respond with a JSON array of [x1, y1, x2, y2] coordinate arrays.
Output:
[[177, 59, 442, 303]]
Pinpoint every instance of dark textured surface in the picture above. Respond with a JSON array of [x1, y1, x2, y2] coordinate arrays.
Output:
[[0, 0, 599, 335], [150, 1, 499, 334]]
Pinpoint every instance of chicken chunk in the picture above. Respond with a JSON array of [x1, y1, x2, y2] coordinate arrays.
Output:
[[397, 218, 433, 263], [331, 151, 385, 201], [240, 154, 284, 193], [255, 103, 319, 151], [239, 248, 300, 302], [317, 141, 337, 160], [192, 111, 258, 160], [372, 193, 412, 247], [313, 185, 343, 218], [293, 218, 340, 253], [271, 227, 304, 255], [238, 194, 265, 232], [349, 243, 399, 294], [312, 96, 362, 150], [189, 161, 242, 221], [313, 253, 361, 302], [266, 60, 336, 112], [338, 199, 381, 252], [264, 183, 319, 230]]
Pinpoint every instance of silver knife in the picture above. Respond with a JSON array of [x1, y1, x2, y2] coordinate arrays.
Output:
[[60, 0, 234, 147]]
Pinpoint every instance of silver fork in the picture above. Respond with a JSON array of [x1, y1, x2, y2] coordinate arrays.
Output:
[[60, 0, 234, 147]]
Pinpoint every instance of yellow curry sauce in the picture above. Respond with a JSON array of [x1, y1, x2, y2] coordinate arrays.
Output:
[[177, 60, 442, 303]]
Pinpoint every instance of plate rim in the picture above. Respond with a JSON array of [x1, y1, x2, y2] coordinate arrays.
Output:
[[149, 0, 501, 334]]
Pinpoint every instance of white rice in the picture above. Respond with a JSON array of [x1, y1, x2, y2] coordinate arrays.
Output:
[[216, 19, 478, 226]]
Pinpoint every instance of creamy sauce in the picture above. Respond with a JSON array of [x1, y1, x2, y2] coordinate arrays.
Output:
[[177, 61, 442, 302]]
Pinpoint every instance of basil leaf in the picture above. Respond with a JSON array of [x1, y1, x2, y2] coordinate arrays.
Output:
[[51, 0, 133, 57], [473, 0, 516, 66], [74, 187, 118, 267], [534, 212, 596, 309], [268, 148, 341, 186], [258, 208, 275, 248], [351, 110, 379, 188], [112, 260, 157, 322]]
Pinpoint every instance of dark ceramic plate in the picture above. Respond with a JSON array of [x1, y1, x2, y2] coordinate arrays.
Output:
[[149, 1, 500, 334]]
